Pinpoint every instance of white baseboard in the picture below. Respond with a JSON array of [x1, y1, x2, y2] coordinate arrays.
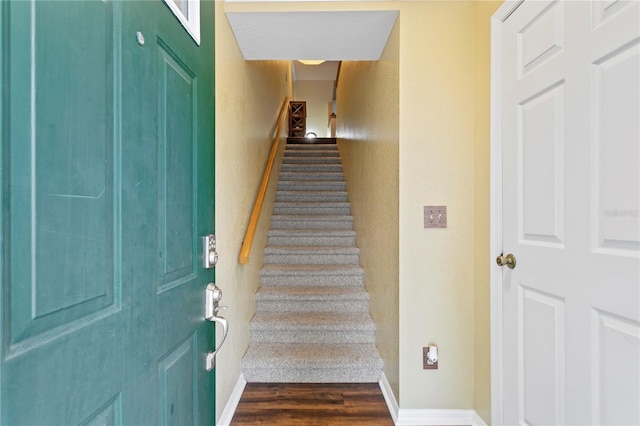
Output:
[[395, 409, 487, 426], [470, 410, 488, 426], [378, 374, 487, 426], [216, 373, 247, 426], [379, 373, 400, 423]]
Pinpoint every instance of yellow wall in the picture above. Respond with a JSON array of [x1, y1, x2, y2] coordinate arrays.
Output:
[[214, 1, 292, 420], [336, 18, 400, 399], [396, 1, 475, 409], [473, 1, 502, 422]]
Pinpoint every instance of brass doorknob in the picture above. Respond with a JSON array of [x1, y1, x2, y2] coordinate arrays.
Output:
[[496, 253, 516, 269]]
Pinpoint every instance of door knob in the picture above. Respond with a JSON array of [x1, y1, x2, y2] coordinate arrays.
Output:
[[496, 253, 516, 269]]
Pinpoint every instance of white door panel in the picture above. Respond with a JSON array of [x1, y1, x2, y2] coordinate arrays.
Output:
[[498, 1, 639, 424]]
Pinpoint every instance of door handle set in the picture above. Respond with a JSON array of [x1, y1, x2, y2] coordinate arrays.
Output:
[[496, 253, 517, 269], [205, 283, 228, 371]]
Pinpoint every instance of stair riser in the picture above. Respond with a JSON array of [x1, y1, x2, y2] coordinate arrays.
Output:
[[281, 165, 343, 173], [271, 219, 353, 230], [267, 235, 356, 246], [284, 151, 339, 157], [256, 300, 369, 313], [276, 192, 348, 202], [286, 143, 337, 149], [283, 158, 341, 164], [278, 182, 347, 191], [243, 368, 381, 384], [250, 330, 375, 344], [279, 173, 344, 181], [264, 253, 359, 265], [273, 206, 351, 215], [260, 274, 364, 287]]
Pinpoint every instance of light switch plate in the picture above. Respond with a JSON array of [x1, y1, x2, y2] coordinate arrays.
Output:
[[424, 206, 447, 228]]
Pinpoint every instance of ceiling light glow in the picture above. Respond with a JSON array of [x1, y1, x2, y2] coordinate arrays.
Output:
[[298, 60, 326, 66]]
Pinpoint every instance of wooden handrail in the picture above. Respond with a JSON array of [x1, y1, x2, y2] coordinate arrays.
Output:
[[238, 95, 291, 264]]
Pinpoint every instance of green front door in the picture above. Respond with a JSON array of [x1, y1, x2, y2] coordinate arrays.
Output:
[[1, 1, 216, 424]]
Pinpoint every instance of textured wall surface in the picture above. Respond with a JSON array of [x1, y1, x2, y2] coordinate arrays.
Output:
[[337, 18, 400, 400], [396, 1, 476, 409]]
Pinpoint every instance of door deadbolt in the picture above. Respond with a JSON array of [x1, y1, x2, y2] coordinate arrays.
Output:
[[203, 234, 218, 268], [496, 253, 516, 269]]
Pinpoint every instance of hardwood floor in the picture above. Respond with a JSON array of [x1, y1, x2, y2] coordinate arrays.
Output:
[[230, 383, 394, 425]]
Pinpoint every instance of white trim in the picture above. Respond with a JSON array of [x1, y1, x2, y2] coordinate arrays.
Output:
[[216, 373, 247, 426], [471, 410, 489, 426], [163, 0, 201, 45], [490, 1, 524, 425], [379, 373, 399, 424], [379, 373, 487, 426], [396, 409, 487, 426]]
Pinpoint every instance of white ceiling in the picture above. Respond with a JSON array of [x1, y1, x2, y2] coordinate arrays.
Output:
[[225, 10, 399, 61]]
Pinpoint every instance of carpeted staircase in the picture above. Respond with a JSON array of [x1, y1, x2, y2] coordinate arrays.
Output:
[[242, 141, 384, 383]]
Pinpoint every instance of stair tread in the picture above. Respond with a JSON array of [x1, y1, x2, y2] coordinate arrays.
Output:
[[250, 311, 375, 330], [279, 179, 344, 183], [256, 286, 369, 300], [278, 181, 346, 187], [279, 177, 345, 183], [281, 164, 342, 168], [286, 143, 338, 148], [267, 230, 357, 246], [261, 264, 364, 275], [243, 343, 383, 369], [276, 190, 348, 194], [275, 201, 350, 206], [276, 190, 348, 196], [284, 152, 339, 155], [285, 146, 339, 150], [272, 214, 353, 221], [283, 161, 342, 165], [283, 155, 340, 157], [264, 246, 359, 254], [285, 149, 339, 152], [268, 229, 355, 236], [283, 158, 341, 163], [280, 172, 343, 176], [279, 184, 345, 187], [276, 189, 347, 193]]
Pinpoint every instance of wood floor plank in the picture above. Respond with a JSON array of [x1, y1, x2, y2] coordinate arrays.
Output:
[[230, 383, 394, 425]]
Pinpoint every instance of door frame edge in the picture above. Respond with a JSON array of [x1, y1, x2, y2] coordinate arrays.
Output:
[[489, 1, 524, 424]]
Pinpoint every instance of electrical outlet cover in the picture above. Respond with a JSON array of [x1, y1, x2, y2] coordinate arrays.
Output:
[[424, 206, 447, 228], [423, 346, 438, 369]]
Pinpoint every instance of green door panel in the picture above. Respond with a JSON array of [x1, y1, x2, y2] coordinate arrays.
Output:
[[157, 42, 197, 287], [2, 2, 125, 423], [1, 0, 216, 424], [9, 0, 119, 344]]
